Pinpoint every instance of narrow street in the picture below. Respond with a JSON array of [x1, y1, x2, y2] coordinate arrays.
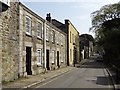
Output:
[[30, 56, 114, 89]]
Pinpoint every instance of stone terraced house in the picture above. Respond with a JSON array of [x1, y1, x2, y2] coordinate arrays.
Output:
[[1, 1, 67, 82], [1, 1, 19, 81]]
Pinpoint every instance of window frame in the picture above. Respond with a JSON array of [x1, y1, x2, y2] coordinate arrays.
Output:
[[52, 50, 55, 64], [25, 15, 32, 35], [46, 27, 49, 41], [51, 30, 55, 43], [37, 49, 42, 66], [37, 22, 43, 39]]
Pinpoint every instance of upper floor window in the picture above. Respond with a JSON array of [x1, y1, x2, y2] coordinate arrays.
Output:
[[72, 34, 74, 43], [46, 27, 49, 41], [26, 16, 32, 35], [62, 35, 65, 45], [61, 34, 63, 45], [51, 30, 55, 43], [70, 31, 71, 43], [56, 32, 59, 44], [37, 23, 42, 38]]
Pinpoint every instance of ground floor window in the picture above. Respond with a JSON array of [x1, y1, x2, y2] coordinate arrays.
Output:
[[52, 50, 55, 64], [61, 52, 64, 63], [37, 49, 42, 65]]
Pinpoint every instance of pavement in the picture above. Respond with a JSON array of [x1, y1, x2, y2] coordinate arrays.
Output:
[[2, 59, 87, 90]]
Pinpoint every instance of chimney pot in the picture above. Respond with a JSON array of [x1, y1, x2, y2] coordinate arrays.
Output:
[[46, 13, 51, 22]]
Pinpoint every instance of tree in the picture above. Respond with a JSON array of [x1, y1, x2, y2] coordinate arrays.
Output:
[[90, 2, 120, 67]]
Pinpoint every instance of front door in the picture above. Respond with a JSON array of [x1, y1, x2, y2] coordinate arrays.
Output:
[[57, 51, 60, 68], [46, 50, 50, 70], [26, 47, 32, 75], [73, 47, 77, 67]]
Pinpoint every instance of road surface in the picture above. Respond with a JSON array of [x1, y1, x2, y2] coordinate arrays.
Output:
[[31, 56, 114, 89]]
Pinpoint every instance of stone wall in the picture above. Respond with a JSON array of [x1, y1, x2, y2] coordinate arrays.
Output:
[[1, 2, 19, 81]]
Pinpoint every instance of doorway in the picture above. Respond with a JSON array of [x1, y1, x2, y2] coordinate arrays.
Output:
[[26, 47, 32, 75], [46, 50, 50, 70], [57, 51, 60, 68]]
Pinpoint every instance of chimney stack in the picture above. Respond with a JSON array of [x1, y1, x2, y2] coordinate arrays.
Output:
[[46, 13, 51, 22]]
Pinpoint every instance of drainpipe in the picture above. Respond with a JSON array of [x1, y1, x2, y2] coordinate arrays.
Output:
[[0, 11, 2, 89], [43, 20, 46, 70]]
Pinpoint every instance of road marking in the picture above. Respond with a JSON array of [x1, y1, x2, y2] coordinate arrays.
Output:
[[103, 68, 114, 89]]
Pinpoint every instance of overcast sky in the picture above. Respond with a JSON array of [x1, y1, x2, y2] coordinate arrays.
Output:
[[20, 0, 120, 37]]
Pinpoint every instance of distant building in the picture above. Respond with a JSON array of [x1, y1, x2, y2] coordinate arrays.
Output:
[[79, 34, 94, 60], [52, 19, 80, 66]]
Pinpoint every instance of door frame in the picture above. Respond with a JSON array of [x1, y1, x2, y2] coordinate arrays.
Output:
[[57, 51, 60, 68], [46, 49, 50, 70], [26, 47, 32, 75]]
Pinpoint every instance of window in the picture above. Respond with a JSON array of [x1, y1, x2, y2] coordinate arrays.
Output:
[[63, 35, 65, 45], [46, 27, 49, 41], [37, 49, 42, 65], [70, 49, 72, 61], [70, 31, 71, 43], [61, 34, 63, 45], [37, 23, 42, 38], [52, 50, 55, 64], [61, 52, 64, 63], [72, 34, 74, 43], [56, 32, 59, 44], [51, 30, 55, 43], [26, 16, 32, 35]]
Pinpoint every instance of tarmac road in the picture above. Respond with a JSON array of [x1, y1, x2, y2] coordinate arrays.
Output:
[[31, 56, 114, 89]]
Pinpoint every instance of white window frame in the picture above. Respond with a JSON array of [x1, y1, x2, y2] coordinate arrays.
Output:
[[37, 22, 42, 38], [52, 50, 55, 64], [46, 27, 49, 41], [26, 16, 32, 35], [61, 52, 64, 63], [37, 49, 42, 66], [56, 32, 59, 44], [51, 30, 55, 43]]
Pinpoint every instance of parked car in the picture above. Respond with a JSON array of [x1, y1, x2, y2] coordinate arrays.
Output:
[[96, 55, 103, 62]]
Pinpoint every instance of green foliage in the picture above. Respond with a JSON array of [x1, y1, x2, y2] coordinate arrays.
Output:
[[90, 2, 120, 67]]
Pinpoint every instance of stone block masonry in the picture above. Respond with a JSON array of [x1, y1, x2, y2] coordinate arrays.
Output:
[[1, 2, 19, 81]]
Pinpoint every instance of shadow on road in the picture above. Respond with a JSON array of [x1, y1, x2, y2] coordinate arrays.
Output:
[[77, 56, 113, 86], [96, 76, 113, 85], [80, 61, 104, 69]]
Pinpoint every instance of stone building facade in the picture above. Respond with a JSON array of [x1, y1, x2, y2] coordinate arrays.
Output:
[[45, 14, 67, 70], [18, 2, 45, 76], [1, 1, 67, 82], [18, 3, 67, 77], [1, 1, 19, 81], [52, 19, 80, 66]]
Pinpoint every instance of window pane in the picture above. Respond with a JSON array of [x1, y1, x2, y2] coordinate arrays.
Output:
[[38, 23, 42, 38], [38, 49, 42, 65], [26, 16, 31, 34], [52, 50, 55, 63]]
